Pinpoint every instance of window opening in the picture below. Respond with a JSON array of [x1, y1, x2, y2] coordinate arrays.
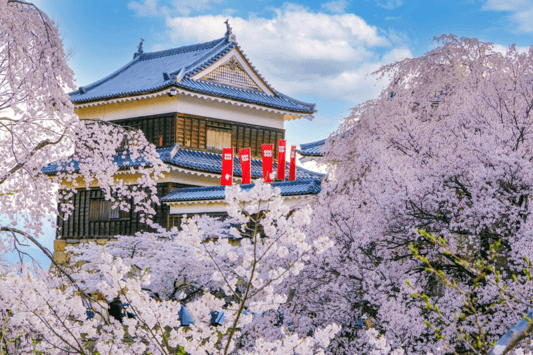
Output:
[[206, 127, 231, 151], [90, 199, 129, 220]]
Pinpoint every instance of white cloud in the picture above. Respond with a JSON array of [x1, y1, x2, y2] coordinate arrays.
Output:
[[483, 0, 533, 33], [321, 0, 350, 14], [155, 4, 411, 103], [370, 0, 403, 10], [129, 0, 223, 17], [129, 0, 160, 16]]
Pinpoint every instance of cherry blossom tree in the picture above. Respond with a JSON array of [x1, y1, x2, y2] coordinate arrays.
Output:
[[288, 35, 533, 354], [0, 2, 339, 354], [5, 0, 533, 353], [1, 180, 339, 354], [0, 0, 166, 264]]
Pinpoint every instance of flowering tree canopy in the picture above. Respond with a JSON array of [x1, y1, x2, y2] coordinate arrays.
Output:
[[2, 0, 533, 353], [0, 2, 339, 354], [1, 180, 338, 354], [288, 35, 533, 354], [0, 0, 167, 261]]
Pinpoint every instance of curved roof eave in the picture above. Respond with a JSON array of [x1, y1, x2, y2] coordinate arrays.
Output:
[[72, 83, 316, 114]]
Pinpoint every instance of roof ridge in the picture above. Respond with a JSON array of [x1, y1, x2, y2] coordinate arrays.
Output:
[[163, 148, 324, 179], [170, 79, 315, 112], [181, 40, 235, 76], [68, 37, 317, 114], [69, 55, 142, 96], [139, 37, 226, 61], [161, 178, 322, 203], [68, 38, 226, 97], [183, 41, 279, 98]]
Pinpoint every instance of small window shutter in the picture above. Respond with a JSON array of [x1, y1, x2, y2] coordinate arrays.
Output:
[[207, 128, 231, 151]]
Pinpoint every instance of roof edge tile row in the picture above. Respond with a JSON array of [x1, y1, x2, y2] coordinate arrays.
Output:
[[161, 178, 322, 203]]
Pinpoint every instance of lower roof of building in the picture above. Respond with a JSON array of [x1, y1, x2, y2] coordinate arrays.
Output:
[[161, 178, 322, 203], [296, 139, 326, 157], [43, 144, 324, 180]]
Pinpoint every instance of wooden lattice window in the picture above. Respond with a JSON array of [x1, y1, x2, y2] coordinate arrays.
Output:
[[201, 57, 260, 90], [207, 127, 231, 151], [89, 199, 129, 220]]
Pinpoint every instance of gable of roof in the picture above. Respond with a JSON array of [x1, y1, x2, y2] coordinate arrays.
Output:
[[161, 178, 322, 203], [190, 48, 272, 94], [70, 36, 316, 115]]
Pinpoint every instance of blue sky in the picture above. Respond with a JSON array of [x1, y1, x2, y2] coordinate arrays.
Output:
[[1, 214, 55, 270], [34, 0, 533, 145]]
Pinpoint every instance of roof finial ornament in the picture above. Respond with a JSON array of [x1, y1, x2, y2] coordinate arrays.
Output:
[[137, 38, 145, 54], [224, 19, 236, 42], [224, 19, 232, 36]]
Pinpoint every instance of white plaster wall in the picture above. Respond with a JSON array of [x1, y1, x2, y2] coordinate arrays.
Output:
[[75, 93, 286, 130], [176, 94, 285, 129]]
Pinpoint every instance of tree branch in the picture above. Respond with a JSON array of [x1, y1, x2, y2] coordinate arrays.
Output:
[[0, 136, 65, 185], [489, 308, 533, 355], [0, 226, 108, 322]]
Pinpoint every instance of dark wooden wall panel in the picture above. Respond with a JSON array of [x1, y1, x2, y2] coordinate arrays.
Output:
[[250, 129, 257, 156], [56, 183, 197, 239], [177, 113, 284, 157], [112, 113, 177, 148], [176, 116, 184, 146], [256, 129, 264, 156], [199, 120, 206, 148], [111, 112, 285, 156], [231, 126, 238, 149]]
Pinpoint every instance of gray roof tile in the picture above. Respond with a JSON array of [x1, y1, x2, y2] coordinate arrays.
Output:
[[161, 178, 322, 203], [69, 37, 315, 113], [43, 145, 324, 181], [296, 139, 326, 157]]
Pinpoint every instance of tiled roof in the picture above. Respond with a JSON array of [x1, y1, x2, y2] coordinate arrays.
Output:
[[160, 146, 323, 180], [69, 36, 315, 114], [41, 151, 150, 174], [43, 145, 324, 181], [296, 139, 326, 157], [161, 178, 322, 203]]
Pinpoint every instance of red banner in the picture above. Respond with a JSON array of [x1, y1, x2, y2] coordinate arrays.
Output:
[[277, 140, 286, 180], [289, 145, 296, 181], [262, 144, 274, 182], [239, 148, 251, 185], [221, 148, 233, 186]]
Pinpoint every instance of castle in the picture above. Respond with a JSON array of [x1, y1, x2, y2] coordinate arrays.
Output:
[[45, 23, 324, 249]]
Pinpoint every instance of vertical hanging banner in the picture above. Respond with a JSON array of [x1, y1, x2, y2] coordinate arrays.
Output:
[[277, 140, 286, 180], [289, 145, 296, 181], [239, 148, 251, 184], [262, 144, 274, 182], [221, 148, 234, 186]]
